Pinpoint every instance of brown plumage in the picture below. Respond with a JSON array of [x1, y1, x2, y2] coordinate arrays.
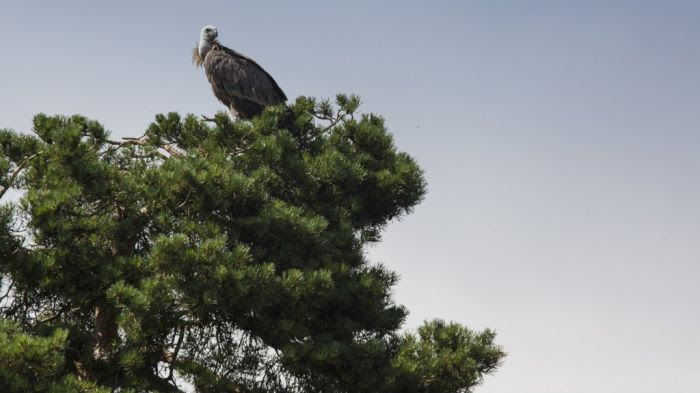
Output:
[[193, 40, 287, 120]]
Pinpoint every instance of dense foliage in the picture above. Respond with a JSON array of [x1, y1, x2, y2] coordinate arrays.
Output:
[[0, 96, 504, 392]]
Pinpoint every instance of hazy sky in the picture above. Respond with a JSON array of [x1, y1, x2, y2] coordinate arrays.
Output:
[[2, 1, 699, 392]]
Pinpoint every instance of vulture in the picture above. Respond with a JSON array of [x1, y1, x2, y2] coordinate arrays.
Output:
[[193, 25, 287, 120]]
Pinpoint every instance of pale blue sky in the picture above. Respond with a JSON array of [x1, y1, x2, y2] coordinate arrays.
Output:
[[1, 1, 699, 392]]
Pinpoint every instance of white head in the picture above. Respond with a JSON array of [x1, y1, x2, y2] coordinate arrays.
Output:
[[200, 25, 218, 43], [198, 25, 219, 58]]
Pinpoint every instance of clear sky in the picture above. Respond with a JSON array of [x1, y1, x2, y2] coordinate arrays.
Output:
[[2, 1, 699, 392]]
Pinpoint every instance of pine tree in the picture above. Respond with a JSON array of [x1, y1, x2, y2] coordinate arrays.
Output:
[[0, 95, 504, 392]]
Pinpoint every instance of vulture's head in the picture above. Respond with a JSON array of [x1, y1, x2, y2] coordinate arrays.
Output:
[[200, 25, 218, 43]]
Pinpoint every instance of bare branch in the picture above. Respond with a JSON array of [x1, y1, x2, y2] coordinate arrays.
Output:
[[145, 373, 187, 393], [0, 281, 13, 305], [37, 305, 79, 324], [106, 137, 175, 159], [176, 190, 192, 209], [201, 115, 220, 124], [167, 324, 187, 381], [318, 111, 349, 134]]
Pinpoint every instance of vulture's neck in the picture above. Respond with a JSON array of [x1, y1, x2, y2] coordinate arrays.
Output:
[[198, 39, 217, 59]]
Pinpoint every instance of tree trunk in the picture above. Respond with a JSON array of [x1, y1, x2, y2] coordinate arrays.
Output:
[[94, 304, 118, 360]]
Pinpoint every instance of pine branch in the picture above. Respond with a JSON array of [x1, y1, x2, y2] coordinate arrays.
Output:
[[0, 153, 39, 199], [314, 109, 350, 135], [105, 137, 181, 158]]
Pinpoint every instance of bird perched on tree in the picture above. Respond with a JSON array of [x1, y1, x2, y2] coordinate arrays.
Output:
[[193, 25, 287, 120]]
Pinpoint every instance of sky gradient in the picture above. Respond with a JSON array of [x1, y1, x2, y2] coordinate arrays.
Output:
[[1, 1, 699, 392]]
